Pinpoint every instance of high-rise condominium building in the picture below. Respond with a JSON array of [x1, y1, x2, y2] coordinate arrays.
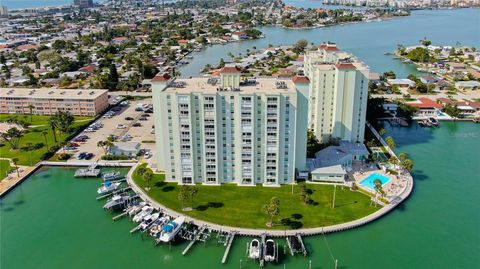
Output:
[[74, 0, 94, 8], [151, 67, 309, 186], [304, 43, 370, 144]]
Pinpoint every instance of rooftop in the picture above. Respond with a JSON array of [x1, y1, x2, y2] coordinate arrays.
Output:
[[0, 88, 108, 100], [163, 77, 298, 94]]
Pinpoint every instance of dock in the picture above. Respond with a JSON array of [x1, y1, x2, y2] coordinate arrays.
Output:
[[286, 234, 307, 256], [74, 163, 100, 177], [112, 211, 128, 221], [259, 233, 266, 267], [182, 225, 208, 256], [221, 231, 236, 264], [96, 186, 131, 200]]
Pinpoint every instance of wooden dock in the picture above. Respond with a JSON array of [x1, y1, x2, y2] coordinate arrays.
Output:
[[221, 232, 236, 264]]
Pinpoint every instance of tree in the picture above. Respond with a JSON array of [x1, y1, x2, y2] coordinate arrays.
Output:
[[293, 39, 308, 54], [385, 136, 396, 150], [143, 170, 153, 191], [178, 185, 198, 210], [420, 38, 431, 47], [136, 166, 147, 177], [48, 117, 58, 143], [11, 158, 20, 177], [300, 185, 310, 205], [307, 129, 322, 158], [262, 197, 280, 227], [1, 127, 23, 150], [97, 140, 113, 154], [401, 159, 414, 172], [373, 179, 385, 207], [27, 104, 35, 122], [42, 131, 49, 149], [50, 111, 74, 134], [407, 47, 431, 63], [379, 128, 386, 136]]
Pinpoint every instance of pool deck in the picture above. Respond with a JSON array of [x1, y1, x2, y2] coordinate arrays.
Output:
[[351, 169, 408, 203]]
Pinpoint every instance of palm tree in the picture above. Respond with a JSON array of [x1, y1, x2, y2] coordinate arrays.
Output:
[[11, 158, 19, 177], [1, 127, 23, 149], [385, 136, 396, 150], [48, 117, 58, 143], [373, 179, 385, 207], [42, 131, 48, 148], [28, 104, 35, 122], [143, 170, 153, 191]]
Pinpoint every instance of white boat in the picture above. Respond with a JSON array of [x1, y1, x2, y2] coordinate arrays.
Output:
[[157, 216, 185, 243], [248, 239, 261, 260], [127, 201, 147, 217], [133, 206, 154, 222], [97, 181, 121, 194], [102, 171, 123, 181], [263, 239, 276, 262], [149, 216, 170, 237], [139, 213, 160, 231], [103, 195, 129, 210]]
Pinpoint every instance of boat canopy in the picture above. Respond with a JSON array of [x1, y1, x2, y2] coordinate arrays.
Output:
[[105, 181, 112, 187], [162, 222, 177, 232]]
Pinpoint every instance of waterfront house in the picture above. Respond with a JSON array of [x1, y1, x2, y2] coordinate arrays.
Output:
[[406, 97, 443, 119], [420, 75, 438, 84], [387, 78, 416, 88]]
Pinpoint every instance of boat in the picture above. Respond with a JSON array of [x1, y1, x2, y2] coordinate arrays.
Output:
[[97, 181, 121, 194], [157, 216, 185, 243], [473, 118, 480, 123], [103, 194, 129, 210], [263, 239, 276, 262], [429, 117, 439, 127], [418, 119, 432, 127], [132, 206, 154, 223], [127, 201, 147, 217], [149, 216, 170, 237], [102, 171, 123, 181], [139, 212, 160, 232], [248, 239, 261, 260]]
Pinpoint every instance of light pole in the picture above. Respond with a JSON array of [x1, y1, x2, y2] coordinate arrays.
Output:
[[332, 184, 336, 208]]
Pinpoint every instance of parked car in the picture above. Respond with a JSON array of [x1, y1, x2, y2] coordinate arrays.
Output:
[[120, 101, 129, 106], [132, 122, 142, 127], [135, 107, 144, 112], [144, 151, 152, 159], [84, 153, 94, 160], [112, 107, 122, 112], [141, 114, 150, 118], [139, 117, 148, 121], [125, 117, 134, 121], [116, 124, 127, 129], [77, 152, 87, 160], [144, 109, 153, 113]]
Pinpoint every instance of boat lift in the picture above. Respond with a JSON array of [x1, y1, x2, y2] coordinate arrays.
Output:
[[96, 186, 131, 200], [181, 225, 210, 256], [286, 234, 307, 257], [220, 231, 236, 264]]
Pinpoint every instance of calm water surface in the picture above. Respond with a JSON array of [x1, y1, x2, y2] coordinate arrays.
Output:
[[2, 122, 479, 269], [179, 8, 480, 78]]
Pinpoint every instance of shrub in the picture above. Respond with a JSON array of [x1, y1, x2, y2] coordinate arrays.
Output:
[[101, 154, 129, 160]]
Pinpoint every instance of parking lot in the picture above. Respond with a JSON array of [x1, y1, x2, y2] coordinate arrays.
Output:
[[67, 98, 156, 163]]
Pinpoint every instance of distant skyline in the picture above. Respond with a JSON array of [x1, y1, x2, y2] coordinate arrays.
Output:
[[0, 0, 97, 10]]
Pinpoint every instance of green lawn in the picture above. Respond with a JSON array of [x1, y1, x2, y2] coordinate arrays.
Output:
[[0, 114, 92, 126], [133, 164, 379, 230], [0, 115, 94, 166], [0, 160, 13, 181]]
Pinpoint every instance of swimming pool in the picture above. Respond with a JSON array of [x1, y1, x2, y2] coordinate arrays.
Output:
[[359, 173, 391, 190]]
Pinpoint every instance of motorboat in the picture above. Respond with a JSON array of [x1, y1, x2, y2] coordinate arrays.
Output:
[[97, 181, 121, 195], [127, 201, 147, 217], [139, 213, 160, 232], [103, 194, 129, 210], [157, 216, 185, 243], [248, 239, 261, 260], [263, 239, 276, 262], [149, 216, 170, 237], [133, 206, 154, 223], [428, 117, 439, 127], [102, 171, 123, 181]]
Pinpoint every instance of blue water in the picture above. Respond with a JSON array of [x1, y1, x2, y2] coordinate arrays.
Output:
[[359, 173, 391, 189], [0, 0, 88, 9]]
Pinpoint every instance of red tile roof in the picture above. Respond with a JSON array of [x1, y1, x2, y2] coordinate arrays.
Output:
[[79, 65, 96, 73], [292, 75, 310, 84], [151, 73, 171, 82], [319, 43, 338, 51], [219, 66, 241, 73], [408, 97, 442, 109], [335, 63, 356, 70], [17, 44, 37, 51]]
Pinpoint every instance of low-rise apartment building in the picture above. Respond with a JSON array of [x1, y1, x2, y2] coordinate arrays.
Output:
[[0, 88, 109, 116]]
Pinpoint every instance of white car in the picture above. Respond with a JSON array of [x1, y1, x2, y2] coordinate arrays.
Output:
[[144, 151, 152, 159], [116, 124, 126, 129]]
